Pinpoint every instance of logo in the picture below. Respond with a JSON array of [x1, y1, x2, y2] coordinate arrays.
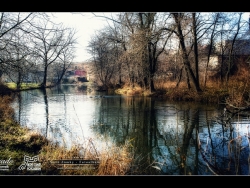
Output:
[[18, 155, 41, 171], [0, 157, 13, 171]]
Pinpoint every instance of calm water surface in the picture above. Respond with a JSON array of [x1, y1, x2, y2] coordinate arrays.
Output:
[[11, 85, 250, 175]]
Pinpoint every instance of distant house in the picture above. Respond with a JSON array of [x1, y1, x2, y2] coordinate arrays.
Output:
[[74, 70, 87, 77], [224, 39, 250, 56], [217, 33, 250, 70], [63, 64, 89, 83], [74, 69, 88, 82], [203, 30, 250, 79]]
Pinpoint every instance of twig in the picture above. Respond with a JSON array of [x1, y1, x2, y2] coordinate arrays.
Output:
[[73, 104, 84, 139], [206, 163, 219, 175]]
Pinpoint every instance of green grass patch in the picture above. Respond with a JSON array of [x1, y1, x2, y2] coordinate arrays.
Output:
[[5, 82, 40, 90]]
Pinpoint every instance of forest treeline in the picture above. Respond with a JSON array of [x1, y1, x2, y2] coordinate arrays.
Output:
[[1, 12, 250, 98], [87, 12, 250, 95]]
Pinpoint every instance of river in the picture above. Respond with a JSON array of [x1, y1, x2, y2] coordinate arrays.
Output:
[[11, 84, 250, 175]]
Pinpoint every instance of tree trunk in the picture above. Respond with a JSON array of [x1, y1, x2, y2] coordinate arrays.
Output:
[[192, 13, 199, 83], [176, 66, 184, 88], [184, 66, 191, 90], [41, 65, 48, 88], [173, 13, 202, 92], [17, 71, 22, 90], [55, 68, 67, 86]]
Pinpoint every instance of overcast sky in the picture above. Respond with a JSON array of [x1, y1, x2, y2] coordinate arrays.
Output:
[[52, 12, 250, 63], [51, 12, 109, 62]]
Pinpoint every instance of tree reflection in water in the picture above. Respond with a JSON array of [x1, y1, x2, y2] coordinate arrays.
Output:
[[198, 111, 250, 175], [91, 96, 250, 175], [13, 85, 250, 175]]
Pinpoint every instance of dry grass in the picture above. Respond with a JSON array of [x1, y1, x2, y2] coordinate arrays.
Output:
[[226, 90, 248, 108], [38, 137, 134, 175], [116, 84, 150, 96], [1, 124, 132, 175], [115, 74, 250, 104], [153, 79, 229, 103], [0, 95, 15, 120], [154, 80, 185, 90], [110, 64, 250, 103], [96, 140, 133, 175], [39, 142, 98, 175]]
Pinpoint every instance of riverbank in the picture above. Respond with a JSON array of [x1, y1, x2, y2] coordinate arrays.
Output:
[[0, 84, 14, 96], [114, 79, 249, 104], [1, 78, 249, 175], [115, 85, 228, 104], [0, 92, 134, 175], [1, 80, 235, 105]]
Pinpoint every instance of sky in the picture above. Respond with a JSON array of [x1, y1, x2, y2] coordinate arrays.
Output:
[[52, 12, 250, 63], [51, 12, 109, 63]]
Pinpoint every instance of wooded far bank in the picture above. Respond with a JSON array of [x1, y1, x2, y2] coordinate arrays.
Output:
[[1, 12, 250, 108]]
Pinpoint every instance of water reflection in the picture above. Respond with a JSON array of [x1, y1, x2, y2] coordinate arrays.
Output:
[[11, 85, 250, 175]]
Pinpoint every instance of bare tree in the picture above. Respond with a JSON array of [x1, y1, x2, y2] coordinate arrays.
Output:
[[88, 29, 119, 90], [1, 27, 36, 89], [203, 13, 220, 87], [214, 13, 246, 86], [89, 12, 249, 94], [53, 46, 76, 86], [0, 12, 35, 82], [170, 13, 202, 92], [90, 12, 174, 93], [225, 13, 244, 86], [29, 17, 77, 88], [0, 12, 34, 39]]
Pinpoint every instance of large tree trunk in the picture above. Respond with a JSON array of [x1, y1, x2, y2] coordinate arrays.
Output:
[[173, 13, 202, 92], [17, 71, 22, 90], [148, 45, 156, 92], [55, 68, 66, 86], [175, 66, 184, 88], [184, 66, 191, 90], [41, 65, 48, 88], [192, 13, 199, 83]]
